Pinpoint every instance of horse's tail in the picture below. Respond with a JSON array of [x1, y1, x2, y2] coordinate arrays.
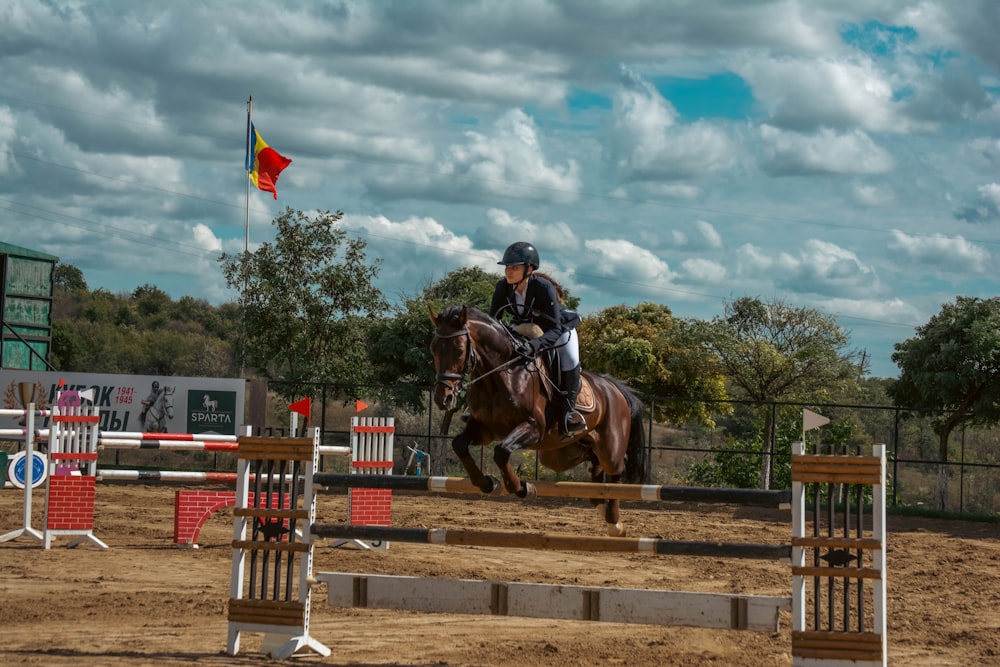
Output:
[[607, 376, 647, 484]]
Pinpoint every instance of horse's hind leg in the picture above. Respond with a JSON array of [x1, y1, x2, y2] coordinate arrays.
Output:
[[590, 461, 625, 537]]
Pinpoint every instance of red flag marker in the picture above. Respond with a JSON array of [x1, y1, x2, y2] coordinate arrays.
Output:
[[355, 399, 368, 413], [289, 397, 311, 417]]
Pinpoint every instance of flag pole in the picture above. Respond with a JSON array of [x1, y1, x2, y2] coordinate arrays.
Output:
[[244, 96, 252, 255], [240, 96, 253, 380]]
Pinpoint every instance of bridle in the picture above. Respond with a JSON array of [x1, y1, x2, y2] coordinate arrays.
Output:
[[433, 327, 477, 393], [432, 322, 527, 395]]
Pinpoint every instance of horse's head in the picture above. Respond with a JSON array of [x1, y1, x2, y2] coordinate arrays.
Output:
[[160, 386, 175, 419], [428, 305, 474, 411]]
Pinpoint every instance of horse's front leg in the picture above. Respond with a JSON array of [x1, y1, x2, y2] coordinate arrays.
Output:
[[452, 423, 501, 495], [493, 421, 543, 499]]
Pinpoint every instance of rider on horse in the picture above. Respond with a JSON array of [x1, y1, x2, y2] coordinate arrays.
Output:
[[490, 241, 586, 438], [139, 380, 161, 424]]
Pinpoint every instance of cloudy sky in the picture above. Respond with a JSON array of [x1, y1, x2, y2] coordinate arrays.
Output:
[[2, 1, 998, 378]]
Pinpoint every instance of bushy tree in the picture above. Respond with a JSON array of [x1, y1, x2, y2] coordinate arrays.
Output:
[[701, 297, 865, 489], [219, 208, 386, 399], [889, 296, 1000, 510], [577, 302, 728, 426]]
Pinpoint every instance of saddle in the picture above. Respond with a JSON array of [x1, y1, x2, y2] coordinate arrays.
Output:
[[533, 354, 596, 413], [511, 323, 594, 412]]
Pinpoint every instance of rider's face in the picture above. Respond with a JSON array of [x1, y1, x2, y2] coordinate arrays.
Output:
[[504, 264, 528, 285]]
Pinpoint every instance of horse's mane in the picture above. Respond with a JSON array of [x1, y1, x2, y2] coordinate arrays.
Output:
[[534, 272, 564, 304], [438, 305, 494, 327]]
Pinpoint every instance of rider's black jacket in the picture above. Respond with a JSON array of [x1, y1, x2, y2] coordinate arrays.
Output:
[[489, 274, 580, 351]]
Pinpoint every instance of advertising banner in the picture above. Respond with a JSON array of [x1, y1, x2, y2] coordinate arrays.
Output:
[[0, 370, 245, 435]]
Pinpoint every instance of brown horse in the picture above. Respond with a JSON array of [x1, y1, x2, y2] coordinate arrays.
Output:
[[428, 305, 646, 536]]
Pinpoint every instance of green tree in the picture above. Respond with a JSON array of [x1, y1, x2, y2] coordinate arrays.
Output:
[[577, 302, 728, 426], [53, 263, 87, 292], [889, 296, 1000, 510], [701, 297, 865, 489], [218, 208, 387, 399]]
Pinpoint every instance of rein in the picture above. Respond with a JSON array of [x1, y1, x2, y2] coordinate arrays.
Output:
[[433, 324, 529, 394]]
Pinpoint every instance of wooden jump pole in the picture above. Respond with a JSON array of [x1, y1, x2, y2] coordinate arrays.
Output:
[[311, 524, 790, 560], [313, 472, 791, 507]]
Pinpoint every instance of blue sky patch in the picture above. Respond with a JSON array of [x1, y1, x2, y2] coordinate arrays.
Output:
[[651, 73, 755, 121], [841, 20, 917, 57]]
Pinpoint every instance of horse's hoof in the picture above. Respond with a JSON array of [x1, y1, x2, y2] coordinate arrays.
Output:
[[516, 482, 537, 500], [606, 522, 626, 537], [482, 476, 503, 496]]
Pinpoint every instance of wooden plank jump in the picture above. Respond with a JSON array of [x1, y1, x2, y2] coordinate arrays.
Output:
[[313, 472, 791, 507], [316, 572, 791, 632], [311, 523, 791, 560], [229, 428, 888, 666]]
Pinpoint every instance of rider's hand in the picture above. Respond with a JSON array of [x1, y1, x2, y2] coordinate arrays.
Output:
[[516, 339, 539, 359]]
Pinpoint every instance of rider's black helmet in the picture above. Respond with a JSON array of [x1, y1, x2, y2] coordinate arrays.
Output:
[[152, 381, 160, 390], [498, 242, 539, 269]]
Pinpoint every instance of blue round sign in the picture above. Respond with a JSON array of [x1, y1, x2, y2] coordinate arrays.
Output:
[[8, 451, 47, 489]]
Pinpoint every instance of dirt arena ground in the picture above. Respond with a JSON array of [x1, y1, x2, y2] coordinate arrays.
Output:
[[1, 483, 998, 666]]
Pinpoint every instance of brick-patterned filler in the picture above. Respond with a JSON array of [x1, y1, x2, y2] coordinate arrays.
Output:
[[348, 488, 392, 526], [174, 490, 290, 547], [46, 475, 97, 531]]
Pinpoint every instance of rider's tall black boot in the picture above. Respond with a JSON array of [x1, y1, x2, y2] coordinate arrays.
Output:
[[560, 366, 587, 437]]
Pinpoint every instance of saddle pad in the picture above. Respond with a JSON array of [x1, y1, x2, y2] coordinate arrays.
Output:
[[576, 376, 596, 413]]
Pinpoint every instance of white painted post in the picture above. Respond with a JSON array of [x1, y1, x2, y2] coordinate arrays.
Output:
[[0, 404, 43, 544]]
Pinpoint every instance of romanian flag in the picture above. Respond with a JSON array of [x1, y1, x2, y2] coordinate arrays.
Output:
[[246, 122, 292, 199]]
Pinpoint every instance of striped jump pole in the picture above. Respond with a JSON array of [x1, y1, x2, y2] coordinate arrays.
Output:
[[311, 524, 791, 560], [313, 473, 791, 507], [97, 439, 351, 456]]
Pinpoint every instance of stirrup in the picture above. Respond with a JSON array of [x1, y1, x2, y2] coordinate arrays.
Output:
[[561, 411, 586, 437]]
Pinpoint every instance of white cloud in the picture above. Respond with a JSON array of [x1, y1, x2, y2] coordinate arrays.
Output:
[[733, 239, 881, 299], [192, 223, 222, 253], [0, 107, 19, 176], [472, 208, 580, 257], [734, 54, 916, 133], [575, 239, 677, 300], [887, 230, 991, 274], [608, 66, 736, 183], [758, 125, 895, 176], [851, 181, 895, 207], [366, 109, 580, 204], [679, 257, 726, 284]]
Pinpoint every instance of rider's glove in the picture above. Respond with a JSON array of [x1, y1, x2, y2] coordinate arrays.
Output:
[[516, 339, 540, 359]]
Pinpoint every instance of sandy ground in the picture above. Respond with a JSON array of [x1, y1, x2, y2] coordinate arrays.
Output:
[[1, 483, 999, 666]]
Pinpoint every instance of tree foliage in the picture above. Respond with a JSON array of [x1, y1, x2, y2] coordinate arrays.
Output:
[[700, 296, 865, 488], [889, 296, 1000, 510], [50, 276, 240, 376], [576, 302, 728, 426], [218, 208, 387, 399]]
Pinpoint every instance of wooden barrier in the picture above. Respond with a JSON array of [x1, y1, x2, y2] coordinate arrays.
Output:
[[230, 436, 888, 666], [311, 524, 791, 560], [791, 442, 886, 666], [314, 472, 791, 507], [316, 572, 791, 632], [226, 433, 330, 660]]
